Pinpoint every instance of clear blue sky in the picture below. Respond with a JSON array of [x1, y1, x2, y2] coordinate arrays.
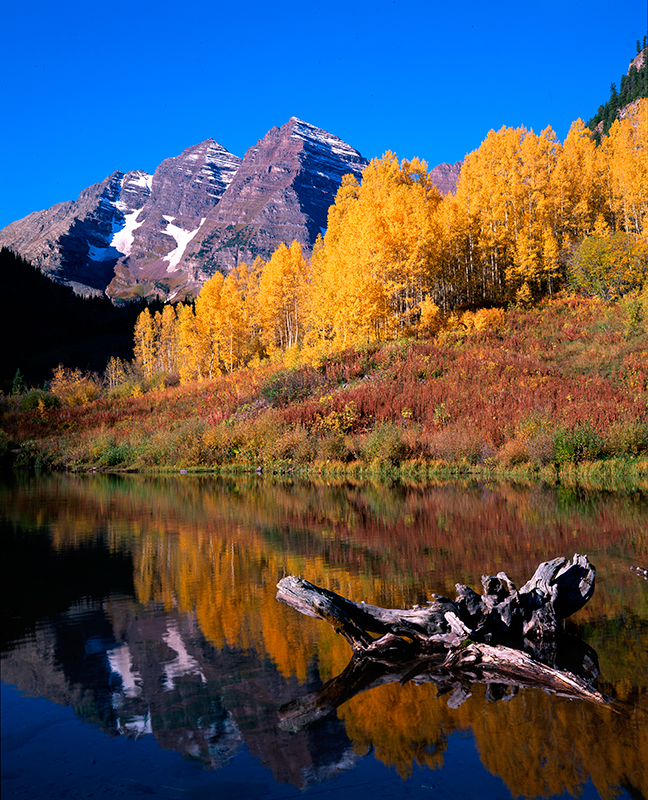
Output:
[[1, 0, 646, 230]]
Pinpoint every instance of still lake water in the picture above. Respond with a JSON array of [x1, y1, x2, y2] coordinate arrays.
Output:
[[1, 472, 647, 800]]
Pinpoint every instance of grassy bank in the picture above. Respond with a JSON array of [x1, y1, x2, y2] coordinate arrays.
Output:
[[2, 295, 647, 490]]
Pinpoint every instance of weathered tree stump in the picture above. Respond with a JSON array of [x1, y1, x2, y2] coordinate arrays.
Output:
[[276, 554, 612, 722], [276, 553, 595, 655]]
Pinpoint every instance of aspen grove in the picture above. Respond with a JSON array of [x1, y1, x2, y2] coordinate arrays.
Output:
[[133, 103, 648, 380]]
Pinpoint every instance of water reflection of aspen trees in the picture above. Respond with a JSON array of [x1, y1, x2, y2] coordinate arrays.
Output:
[[457, 686, 647, 799], [337, 682, 647, 798], [5, 475, 646, 610], [339, 683, 448, 778], [133, 532, 368, 682]]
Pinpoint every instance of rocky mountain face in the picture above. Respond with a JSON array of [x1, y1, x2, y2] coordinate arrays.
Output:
[[0, 119, 461, 302], [106, 118, 370, 301], [428, 160, 462, 196], [106, 139, 242, 301], [0, 170, 152, 296], [180, 118, 371, 285]]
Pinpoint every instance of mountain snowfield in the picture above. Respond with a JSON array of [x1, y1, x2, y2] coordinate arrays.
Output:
[[0, 118, 461, 302]]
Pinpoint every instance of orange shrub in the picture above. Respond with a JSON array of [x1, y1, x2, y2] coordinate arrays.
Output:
[[50, 365, 101, 406]]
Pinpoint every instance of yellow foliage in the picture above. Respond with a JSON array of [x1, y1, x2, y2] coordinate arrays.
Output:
[[460, 310, 476, 330], [50, 365, 100, 406], [133, 308, 156, 380], [257, 241, 309, 352], [130, 100, 648, 370], [473, 307, 506, 330], [516, 281, 533, 307], [418, 298, 442, 334], [307, 152, 442, 348]]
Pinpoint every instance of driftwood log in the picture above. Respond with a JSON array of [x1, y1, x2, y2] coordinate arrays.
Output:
[[277, 554, 595, 655], [276, 554, 613, 721]]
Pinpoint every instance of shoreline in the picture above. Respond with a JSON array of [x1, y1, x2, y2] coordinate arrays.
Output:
[[6, 452, 647, 493]]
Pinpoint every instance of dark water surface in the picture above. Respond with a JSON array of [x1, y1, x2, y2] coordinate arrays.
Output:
[[1, 472, 646, 800]]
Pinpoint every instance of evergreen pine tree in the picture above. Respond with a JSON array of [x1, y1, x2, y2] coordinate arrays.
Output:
[[12, 368, 26, 395]]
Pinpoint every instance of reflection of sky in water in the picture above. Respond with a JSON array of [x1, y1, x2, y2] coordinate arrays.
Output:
[[3, 680, 617, 799], [1, 681, 526, 800]]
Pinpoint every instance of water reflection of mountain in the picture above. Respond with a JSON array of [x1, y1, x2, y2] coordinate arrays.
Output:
[[2, 473, 647, 798], [1, 598, 361, 788]]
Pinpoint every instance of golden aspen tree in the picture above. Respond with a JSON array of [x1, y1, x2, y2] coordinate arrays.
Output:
[[256, 241, 309, 354], [176, 303, 205, 383], [305, 175, 361, 348], [541, 227, 561, 296], [311, 152, 442, 347], [506, 127, 558, 298], [603, 98, 648, 235], [194, 272, 225, 379], [133, 308, 156, 380], [420, 195, 454, 313], [219, 274, 247, 372], [104, 356, 127, 390], [551, 120, 604, 244], [453, 127, 527, 304], [455, 125, 562, 303], [230, 256, 264, 355], [302, 236, 334, 353], [437, 189, 472, 310], [149, 304, 179, 375]]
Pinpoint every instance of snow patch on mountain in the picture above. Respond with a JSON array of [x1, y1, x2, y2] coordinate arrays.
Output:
[[126, 172, 153, 191], [110, 209, 144, 256], [290, 117, 363, 160], [163, 218, 205, 271]]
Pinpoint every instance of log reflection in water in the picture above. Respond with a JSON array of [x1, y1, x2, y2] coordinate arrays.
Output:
[[279, 635, 612, 733]]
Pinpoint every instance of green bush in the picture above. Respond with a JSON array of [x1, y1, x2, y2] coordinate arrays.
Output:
[[361, 422, 405, 467], [569, 232, 648, 300], [604, 420, 648, 456], [554, 424, 603, 464], [20, 389, 61, 411], [107, 380, 145, 399], [97, 443, 134, 467]]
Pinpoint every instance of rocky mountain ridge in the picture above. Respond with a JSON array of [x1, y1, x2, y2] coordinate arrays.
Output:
[[0, 118, 461, 302], [588, 45, 648, 140]]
